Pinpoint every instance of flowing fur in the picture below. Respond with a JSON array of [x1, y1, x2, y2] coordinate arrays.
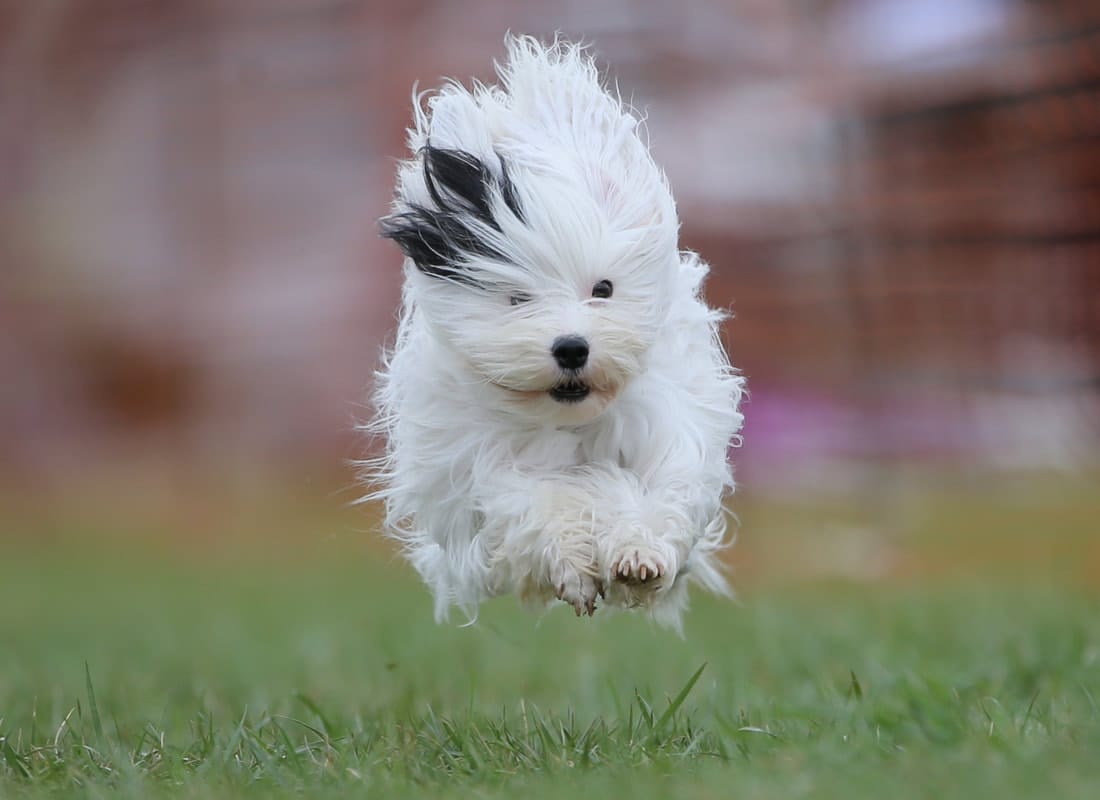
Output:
[[367, 36, 745, 630]]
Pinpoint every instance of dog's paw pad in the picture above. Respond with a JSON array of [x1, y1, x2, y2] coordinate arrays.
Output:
[[552, 562, 601, 617], [610, 547, 668, 587]]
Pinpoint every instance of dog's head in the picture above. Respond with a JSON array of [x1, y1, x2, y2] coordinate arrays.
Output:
[[381, 37, 680, 425]]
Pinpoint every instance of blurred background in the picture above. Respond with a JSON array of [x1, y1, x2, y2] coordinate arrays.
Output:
[[2, 0, 1099, 581]]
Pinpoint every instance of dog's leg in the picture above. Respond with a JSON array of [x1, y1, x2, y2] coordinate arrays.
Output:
[[597, 377, 741, 616], [547, 529, 602, 617], [481, 474, 609, 616], [600, 496, 696, 610]]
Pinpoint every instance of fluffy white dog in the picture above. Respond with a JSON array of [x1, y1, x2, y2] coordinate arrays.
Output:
[[368, 36, 745, 629]]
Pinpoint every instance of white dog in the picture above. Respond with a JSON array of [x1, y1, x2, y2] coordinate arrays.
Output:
[[367, 36, 745, 629]]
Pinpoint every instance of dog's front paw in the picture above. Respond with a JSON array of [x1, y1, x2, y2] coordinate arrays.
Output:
[[552, 560, 603, 617], [610, 545, 668, 586], [606, 543, 677, 608]]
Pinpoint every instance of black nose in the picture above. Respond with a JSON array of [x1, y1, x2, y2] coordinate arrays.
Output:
[[552, 335, 589, 370]]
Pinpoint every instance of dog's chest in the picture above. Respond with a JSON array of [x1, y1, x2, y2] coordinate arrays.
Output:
[[512, 429, 584, 471], [510, 420, 629, 474]]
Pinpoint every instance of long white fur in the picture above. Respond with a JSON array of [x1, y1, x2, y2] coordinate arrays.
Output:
[[367, 36, 745, 630]]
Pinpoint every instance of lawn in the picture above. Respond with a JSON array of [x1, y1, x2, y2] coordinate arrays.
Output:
[[1, 478, 1099, 798]]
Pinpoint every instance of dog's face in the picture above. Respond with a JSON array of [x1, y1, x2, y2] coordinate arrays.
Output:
[[385, 145, 679, 425]]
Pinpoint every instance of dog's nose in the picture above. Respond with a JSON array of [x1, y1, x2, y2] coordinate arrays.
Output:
[[552, 335, 589, 370]]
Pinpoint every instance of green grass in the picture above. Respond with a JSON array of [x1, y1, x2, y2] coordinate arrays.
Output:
[[2, 489, 1100, 798]]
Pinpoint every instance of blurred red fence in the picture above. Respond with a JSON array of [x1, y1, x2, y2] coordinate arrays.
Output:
[[1, 0, 1098, 491]]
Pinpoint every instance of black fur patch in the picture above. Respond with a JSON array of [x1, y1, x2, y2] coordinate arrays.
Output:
[[422, 147, 496, 229], [380, 145, 525, 285], [497, 153, 525, 223]]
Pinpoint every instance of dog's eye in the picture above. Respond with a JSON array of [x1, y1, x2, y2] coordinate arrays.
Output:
[[591, 280, 613, 299], [509, 292, 532, 306]]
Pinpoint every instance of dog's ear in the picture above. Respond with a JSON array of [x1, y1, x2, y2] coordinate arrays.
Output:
[[496, 154, 524, 223], [378, 205, 478, 284], [422, 147, 496, 229], [421, 146, 524, 229], [380, 146, 523, 284]]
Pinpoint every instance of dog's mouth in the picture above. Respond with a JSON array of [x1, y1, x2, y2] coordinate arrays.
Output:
[[548, 378, 590, 403]]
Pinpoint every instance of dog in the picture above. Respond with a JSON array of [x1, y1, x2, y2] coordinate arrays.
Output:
[[367, 35, 745, 629]]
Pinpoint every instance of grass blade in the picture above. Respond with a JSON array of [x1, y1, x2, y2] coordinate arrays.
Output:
[[84, 662, 105, 743], [654, 662, 707, 733], [635, 692, 654, 729], [2, 737, 30, 779], [849, 670, 864, 700], [295, 692, 334, 738]]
